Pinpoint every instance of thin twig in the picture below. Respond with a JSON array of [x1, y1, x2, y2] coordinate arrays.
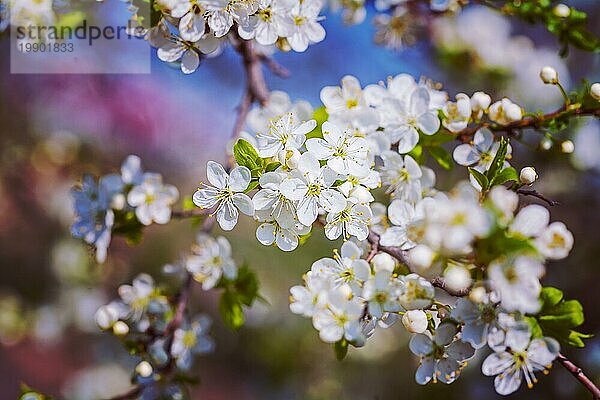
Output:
[[367, 231, 469, 297], [516, 188, 560, 206], [456, 106, 600, 143], [557, 353, 600, 399], [231, 89, 253, 142], [430, 276, 471, 297], [172, 209, 211, 219], [259, 55, 290, 78], [366, 231, 379, 262]]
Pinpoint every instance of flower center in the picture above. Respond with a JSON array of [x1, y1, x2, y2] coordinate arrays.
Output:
[[183, 330, 197, 348], [307, 183, 321, 196]]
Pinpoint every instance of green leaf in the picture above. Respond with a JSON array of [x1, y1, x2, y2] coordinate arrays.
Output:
[[219, 290, 244, 330], [334, 339, 349, 361], [475, 230, 535, 264], [407, 144, 424, 164], [233, 139, 262, 171], [182, 195, 196, 211], [530, 287, 593, 348], [265, 162, 281, 172], [306, 106, 328, 139], [419, 131, 454, 146], [426, 146, 453, 170], [234, 265, 260, 306], [245, 180, 259, 193], [485, 136, 509, 182], [525, 316, 543, 339], [490, 167, 518, 187], [298, 231, 312, 246], [469, 167, 489, 192]]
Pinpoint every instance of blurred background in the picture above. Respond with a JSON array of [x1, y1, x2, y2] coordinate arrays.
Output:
[[0, 1, 599, 399]]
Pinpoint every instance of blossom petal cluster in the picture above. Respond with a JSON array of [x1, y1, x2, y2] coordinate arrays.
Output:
[[142, 0, 326, 73], [193, 112, 380, 249], [72, 155, 179, 263]]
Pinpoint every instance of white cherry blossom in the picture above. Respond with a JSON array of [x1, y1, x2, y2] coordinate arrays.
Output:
[[488, 256, 544, 314], [482, 328, 559, 395], [379, 151, 423, 203], [442, 93, 471, 133], [185, 234, 237, 290], [306, 121, 370, 176], [324, 199, 372, 241], [256, 112, 316, 158], [193, 161, 255, 231], [286, 0, 326, 52], [312, 284, 364, 343], [409, 322, 475, 385], [127, 173, 179, 226], [283, 152, 347, 226]]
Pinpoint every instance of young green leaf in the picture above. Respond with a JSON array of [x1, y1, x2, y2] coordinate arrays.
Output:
[[334, 338, 349, 361], [427, 146, 453, 170], [529, 287, 593, 348], [219, 290, 245, 330], [485, 136, 509, 182], [233, 139, 262, 171], [469, 167, 489, 192], [490, 166, 518, 187], [234, 265, 260, 306]]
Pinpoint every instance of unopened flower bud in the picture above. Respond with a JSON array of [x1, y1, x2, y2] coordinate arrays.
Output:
[[553, 3, 570, 18], [590, 83, 600, 101], [519, 167, 538, 185], [112, 321, 129, 336], [111, 193, 126, 210], [402, 310, 428, 334], [561, 140, 574, 153], [540, 137, 553, 151], [278, 148, 301, 169], [444, 265, 471, 293], [540, 66, 558, 84], [95, 305, 118, 330], [135, 361, 153, 378], [504, 103, 522, 122], [408, 245, 435, 271], [371, 252, 396, 272], [469, 286, 487, 303], [470, 91, 491, 112]]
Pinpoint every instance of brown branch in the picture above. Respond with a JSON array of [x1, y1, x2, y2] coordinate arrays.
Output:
[[430, 276, 471, 297], [105, 214, 214, 400], [516, 188, 560, 206], [557, 353, 600, 399], [228, 29, 271, 146], [259, 54, 290, 78], [172, 208, 211, 219], [366, 231, 379, 262], [457, 106, 600, 143], [366, 231, 469, 297]]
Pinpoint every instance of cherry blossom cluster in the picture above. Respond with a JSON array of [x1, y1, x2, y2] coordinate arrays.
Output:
[[71, 155, 179, 262], [64, 67, 600, 398], [138, 0, 326, 73], [95, 272, 215, 396], [318, 74, 526, 158], [290, 177, 574, 394], [193, 111, 380, 250]]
